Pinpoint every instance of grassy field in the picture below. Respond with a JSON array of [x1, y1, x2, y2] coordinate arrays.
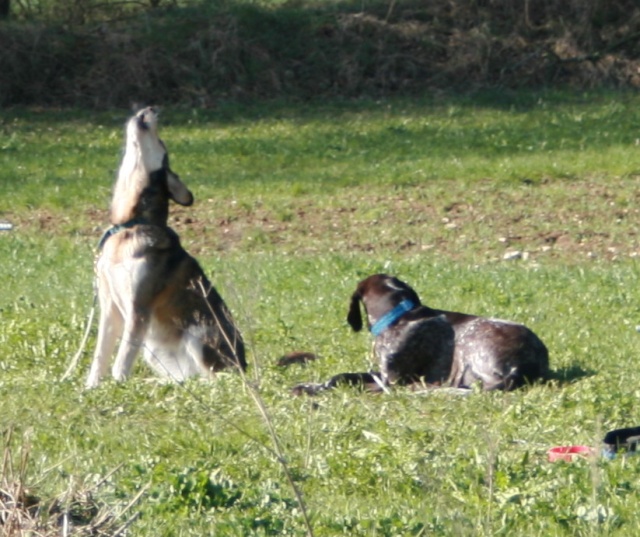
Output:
[[3, 91, 640, 535]]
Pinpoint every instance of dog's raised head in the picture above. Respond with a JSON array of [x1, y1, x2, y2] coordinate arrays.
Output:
[[347, 274, 421, 332], [111, 106, 193, 225]]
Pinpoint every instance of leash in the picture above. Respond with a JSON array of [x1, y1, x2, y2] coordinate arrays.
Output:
[[62, 291, 97, 381]]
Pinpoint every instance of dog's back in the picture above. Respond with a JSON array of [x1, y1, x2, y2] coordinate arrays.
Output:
[[438, 311, 549, 390], [87, 108, 245, 388]]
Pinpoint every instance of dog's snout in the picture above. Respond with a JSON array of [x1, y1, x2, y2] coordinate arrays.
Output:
[[136, 107, 158, 131]]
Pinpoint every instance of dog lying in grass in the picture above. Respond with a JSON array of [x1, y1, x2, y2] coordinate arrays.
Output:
[[86, 107, 245, 388], [294, 274, 549, 394]]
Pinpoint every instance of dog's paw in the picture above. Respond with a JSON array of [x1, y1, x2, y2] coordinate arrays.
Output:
[[291, 383, 325, 396], [85, 378, 100, 389]]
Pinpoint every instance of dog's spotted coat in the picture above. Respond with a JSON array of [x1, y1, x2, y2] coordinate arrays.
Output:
[[294, 274, 549, 394]]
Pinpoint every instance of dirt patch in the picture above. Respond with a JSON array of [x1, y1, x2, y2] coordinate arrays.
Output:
[[115, 178, 640, 262], [10, 176, 640, 265]]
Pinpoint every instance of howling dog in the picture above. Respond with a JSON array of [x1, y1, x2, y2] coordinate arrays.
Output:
[[86, 107, 246, 388]]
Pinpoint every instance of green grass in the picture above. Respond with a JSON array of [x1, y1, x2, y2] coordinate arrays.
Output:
[[3, 90, 640, 535]]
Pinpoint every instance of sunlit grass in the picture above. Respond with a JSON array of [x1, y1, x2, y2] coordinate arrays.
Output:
[[3, 91, 640, 212], [2, 91, 640, 535]]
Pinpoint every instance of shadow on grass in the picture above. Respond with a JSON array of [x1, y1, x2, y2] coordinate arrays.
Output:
[[546, 364, 595, 386]]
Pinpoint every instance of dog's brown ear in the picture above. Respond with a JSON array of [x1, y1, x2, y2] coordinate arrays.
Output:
[[167, 169, 194, 206], [161, 148, 193, 207], [347, 292, 363, 332]]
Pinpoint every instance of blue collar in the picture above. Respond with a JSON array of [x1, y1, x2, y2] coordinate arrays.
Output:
[[370, 299, 416, 336], [97, 218, 144, 251]]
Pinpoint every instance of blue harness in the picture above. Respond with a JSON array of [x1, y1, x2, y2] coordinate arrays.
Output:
[[370, 299, 416, 337]]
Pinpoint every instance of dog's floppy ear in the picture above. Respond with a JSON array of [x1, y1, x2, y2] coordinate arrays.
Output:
[[347, 291, 363, 332]]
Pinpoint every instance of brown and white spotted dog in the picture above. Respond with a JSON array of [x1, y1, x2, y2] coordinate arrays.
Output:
[[294, 274, 549, 394], [86, 107, 245, 388]]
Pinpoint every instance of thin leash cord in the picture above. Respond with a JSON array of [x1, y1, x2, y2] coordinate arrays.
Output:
[[62, 289, 97, 382]]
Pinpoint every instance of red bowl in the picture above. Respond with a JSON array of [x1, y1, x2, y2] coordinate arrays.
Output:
[[547, 445, 594, 462]]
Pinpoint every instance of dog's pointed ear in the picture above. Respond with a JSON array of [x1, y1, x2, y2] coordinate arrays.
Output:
[[167, 169, 194, 206], [347, 291, 363, 332], [161, 148, 193, 207]]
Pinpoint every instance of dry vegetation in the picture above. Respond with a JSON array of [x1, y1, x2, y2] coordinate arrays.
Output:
[[1, 0, 640, 107], [1, 428, 145, 536]]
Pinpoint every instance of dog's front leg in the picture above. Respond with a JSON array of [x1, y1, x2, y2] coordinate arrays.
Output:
[[86, 294, 124, 388], [111, 312, 150, 381]]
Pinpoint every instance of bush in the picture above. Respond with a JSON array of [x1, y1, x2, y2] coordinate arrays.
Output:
[[1, 0, 640, 107]]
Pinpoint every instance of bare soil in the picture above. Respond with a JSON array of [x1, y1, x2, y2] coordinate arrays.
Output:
[[16, 176, 636, 265]]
